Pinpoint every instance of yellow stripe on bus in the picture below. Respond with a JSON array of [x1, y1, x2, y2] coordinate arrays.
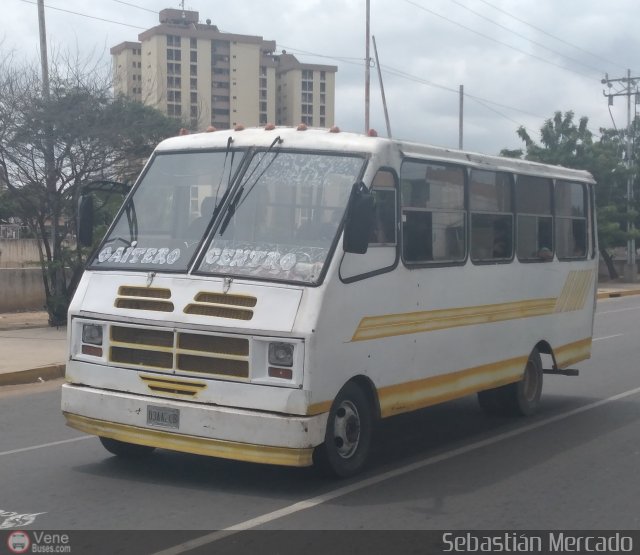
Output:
[[352, 269, 596, 342], [64, 413, 314, 467], [307, 337, 592, 418]]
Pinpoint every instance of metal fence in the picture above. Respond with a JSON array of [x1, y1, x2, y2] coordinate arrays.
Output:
[[0, 225, 30, 240]]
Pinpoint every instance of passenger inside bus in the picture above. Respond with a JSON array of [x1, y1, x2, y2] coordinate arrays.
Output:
[[188, 196, 217, 238]]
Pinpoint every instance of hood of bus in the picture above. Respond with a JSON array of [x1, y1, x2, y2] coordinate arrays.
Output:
[[70, 271, 303, 333]]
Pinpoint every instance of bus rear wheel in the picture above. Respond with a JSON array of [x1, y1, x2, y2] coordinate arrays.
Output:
[[99, 436, 156, 458], [314, 382, 374, 478], [477, 348, 543, 417]]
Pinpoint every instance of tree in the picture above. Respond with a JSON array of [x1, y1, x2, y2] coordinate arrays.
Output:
[[0, 50, 179, 324], [505, 110, 638, 279]]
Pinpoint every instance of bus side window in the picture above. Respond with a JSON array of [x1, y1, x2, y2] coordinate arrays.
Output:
[[369, 170, 397, 246], [400, 160, 465, 264], [515, 175, 553, 261], [555, 181, 587, 260], [469, 169, 514, 263]]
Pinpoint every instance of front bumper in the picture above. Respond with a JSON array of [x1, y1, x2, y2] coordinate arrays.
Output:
[[61, 384, 327, 467]]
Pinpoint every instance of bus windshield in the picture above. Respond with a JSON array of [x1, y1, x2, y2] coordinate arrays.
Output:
[[91, 149, 245, 272], [196, 150, 366, 284]]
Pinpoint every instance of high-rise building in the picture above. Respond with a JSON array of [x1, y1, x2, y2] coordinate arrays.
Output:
[[111, 8, 337, 130]]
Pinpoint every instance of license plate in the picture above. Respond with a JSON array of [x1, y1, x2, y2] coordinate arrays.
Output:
[[146, 405, 180, 429]]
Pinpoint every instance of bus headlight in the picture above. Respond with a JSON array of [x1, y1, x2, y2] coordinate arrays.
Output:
[[82, 323, 104, 345], [268, 342, 294, 367]]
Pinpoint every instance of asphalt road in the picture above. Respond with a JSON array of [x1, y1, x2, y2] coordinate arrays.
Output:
[[2, 295, 640, 553]]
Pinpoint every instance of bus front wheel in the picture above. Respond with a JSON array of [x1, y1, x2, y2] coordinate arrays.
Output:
[[314, 382, 374, 478], [477, 348, 543, 417], [99, 436, 156, 458]]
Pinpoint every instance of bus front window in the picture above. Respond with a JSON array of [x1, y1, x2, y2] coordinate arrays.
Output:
[[197, 151, 366, 284], [90, 149, 244, 272]]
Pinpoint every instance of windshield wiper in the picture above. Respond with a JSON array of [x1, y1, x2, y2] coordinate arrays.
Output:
[[218, 135, 283, 235], [209, 136, 234, 223]]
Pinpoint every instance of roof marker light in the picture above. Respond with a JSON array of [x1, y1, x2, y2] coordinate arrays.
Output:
[[296, 123, 308, 131], [206, 125, 217, 132], [329, 126, 341, 133], [234, 124, 245, 131], [367, 129, 378, 137], [264, 123, 276, 130], [179, 128, 190, 136]]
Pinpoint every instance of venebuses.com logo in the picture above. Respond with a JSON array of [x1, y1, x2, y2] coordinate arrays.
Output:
[[6, 530, 30, 554]]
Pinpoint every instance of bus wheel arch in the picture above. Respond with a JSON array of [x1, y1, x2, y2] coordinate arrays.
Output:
[[477, 347, 543, 417], [313, 376, 378, 478]]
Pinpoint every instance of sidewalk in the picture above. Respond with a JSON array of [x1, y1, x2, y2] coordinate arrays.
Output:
[[2, 282, 640, 387], [0, 319, 67, 386]]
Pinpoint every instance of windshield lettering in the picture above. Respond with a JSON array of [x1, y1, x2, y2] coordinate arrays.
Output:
[[97, 246, 181, 266]]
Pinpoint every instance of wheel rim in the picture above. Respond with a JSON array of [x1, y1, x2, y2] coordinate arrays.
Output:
[[522, 360, 539, 402], [332, 399, 361, 459]]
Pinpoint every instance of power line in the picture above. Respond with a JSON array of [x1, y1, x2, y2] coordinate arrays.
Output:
[[447, 0, 603, 75], [19, 0, 147, 30], [474, 0, 629, 72], [111, 0, 157, 14], [401, 0, 593, 79]]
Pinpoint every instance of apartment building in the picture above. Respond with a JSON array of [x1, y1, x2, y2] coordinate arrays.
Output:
[[111, 8, 337, 130]]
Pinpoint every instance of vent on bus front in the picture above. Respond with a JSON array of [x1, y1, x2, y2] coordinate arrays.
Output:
[[110, 326, 174, 369], [183, 291, 257, 321], [115, 286, 174, 312], [140, 374, 207, 397], [176, 332, 249, 378], [107, 325, 251, 380]]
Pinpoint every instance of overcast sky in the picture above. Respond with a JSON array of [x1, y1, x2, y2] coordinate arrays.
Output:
[[3, 0, 640, 155]]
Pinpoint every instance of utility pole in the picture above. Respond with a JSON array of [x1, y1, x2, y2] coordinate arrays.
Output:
[[365, 0, 371, 133], [38, 0, 63, 322], [602, 70, 640, 282], [372, 35, 391, 139], [458, 85, 464, 150]]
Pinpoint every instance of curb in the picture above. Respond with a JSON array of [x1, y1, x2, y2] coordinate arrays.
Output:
[[0, 363, 65, 387], [597, 288, 640, 300]]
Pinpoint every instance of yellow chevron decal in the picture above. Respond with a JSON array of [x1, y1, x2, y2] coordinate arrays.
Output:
[[352, 269, 595, 342]]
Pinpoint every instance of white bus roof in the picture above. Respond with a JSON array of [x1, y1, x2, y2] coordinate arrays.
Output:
[[155, 127, 595, 184]]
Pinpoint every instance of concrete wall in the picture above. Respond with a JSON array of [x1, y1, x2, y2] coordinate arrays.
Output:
[[0, 239, 41, 268], [0, 268, 46, 312], [0, 240, 45, 312]]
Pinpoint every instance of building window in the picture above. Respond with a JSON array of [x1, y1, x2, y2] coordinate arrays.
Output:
[[190, 51, 197, 63], [167, 49, 181, 61], [167, 90, 181, 102], [190, 77, 197, 90], [190, 65, 197, 76], [167, 35, 180, 47], [191, 92, 197, 104], [167, 104, 181, 117], [190, 38, 197, 49]]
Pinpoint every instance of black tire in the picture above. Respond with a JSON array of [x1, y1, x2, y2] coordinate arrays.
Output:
[[99, 436, 156, 458], [477, 348, 543, 417], [314, 382, 374, 478]]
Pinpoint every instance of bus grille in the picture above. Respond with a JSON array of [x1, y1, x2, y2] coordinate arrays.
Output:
[[109, 325, 250, 380]]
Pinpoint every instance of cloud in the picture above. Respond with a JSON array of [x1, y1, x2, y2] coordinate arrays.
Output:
[[3, 0, 639, 156]]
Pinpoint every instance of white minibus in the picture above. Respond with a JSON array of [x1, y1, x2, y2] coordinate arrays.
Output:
[[62, 126, 597, 477]]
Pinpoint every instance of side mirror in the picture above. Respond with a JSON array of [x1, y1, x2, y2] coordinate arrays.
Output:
[[343, 182, 374, 254], [78, 194, 94, 247]]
